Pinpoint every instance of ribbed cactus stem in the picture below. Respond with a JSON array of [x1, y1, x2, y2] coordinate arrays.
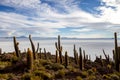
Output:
[[83, 50, 86, 63], [65, 51, 68, 68], [36, 43, 39, 53], [103, 49, 109, 61], [55, 50, 59, 63], [112, 50, 115, 62], [29, 35, 36, 60], [114, 32, 119, 72], [44, 48, 47, 59], [39, 48, 42, 59], [13, 36, 20, 58], [55, 35, 63, 64], [0, 48, 2, 55], [27, 48, 33, 70], [79, 48, 83, 70], [73, 44, 78, 64]]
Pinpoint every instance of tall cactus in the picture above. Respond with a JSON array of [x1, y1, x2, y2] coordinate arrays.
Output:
[[0, 48, 2, 55], [13, 36, 20, 58], [73, 44, 78, 64], [39, 48, 42, 59], [65, 51, 68, 68], [55, 50, 59, 63], [29, 35, 36, 60], [83, 50, 86, 63], [44, 48, 47, 59], [27, 48, 33, 70], [114, 32, 119, 72], [55, 35, 63, 64], [36, 43, 39, 53], [79, 48, 83, 70]]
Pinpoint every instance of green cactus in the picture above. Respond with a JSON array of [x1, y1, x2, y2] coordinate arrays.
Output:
[[55, 50, 59, 63], [27, 48, 33, 70], [13, 36, 20, 58], [114, 32, 119, 72], [39, 48, 42, 59], [0, 48, 2, 55], [73, 44, 78, 64], [44, 48, 47, 59], [29, 35, 36, 60], [83, 50, 86, 63], [36, 43, 39, 53], [55, 35, 63, 64], [65, 51, 68, 68], [79, 48, 83, 70]]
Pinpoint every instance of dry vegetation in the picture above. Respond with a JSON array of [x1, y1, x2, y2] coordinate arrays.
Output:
[[0, 33, 120, 80]]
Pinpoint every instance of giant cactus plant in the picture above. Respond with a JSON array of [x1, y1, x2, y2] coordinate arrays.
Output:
[[65, 51, 68, 68], [29, 35, 36, 60], [73, 44, 78, 64], [27, 48, 33, 70], [114, 32, 119, 72], [55, 35, 63, 64], [79, 47, 83, 70], [55, 50, 59, 63], [13, 36, 20, 58]]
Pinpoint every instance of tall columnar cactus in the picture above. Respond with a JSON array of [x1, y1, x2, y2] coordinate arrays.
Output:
[[73, 44, 78, 64], [29, 35, 36, 60], [65, 51, 68, 68], [36, 43, 39, 53], [103, 49, 109, 62], [55, 50, 59, 63], [79, 48, 83, 70], [83, 50, 86, 63], [55, 35, 63, 64], [13, 36, 20, 58], [39, 48, 42, 59], [0, 48, 2, 55], [27, 48, 33, 70], [114, 32, 119, 72], [44, 48, 47, 59]]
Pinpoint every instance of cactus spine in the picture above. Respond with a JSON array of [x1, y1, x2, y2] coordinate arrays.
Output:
[[114, 32, 119, 72], [73, 44, 78, 64], [79, 48, 83, 70], [65, 51, 68, 68], [13, 36, 20, 58], [55, 35, 63, 64], [27, 48, 33, 70], [55, 50, 59, 63], [29, 35, 36, 60]]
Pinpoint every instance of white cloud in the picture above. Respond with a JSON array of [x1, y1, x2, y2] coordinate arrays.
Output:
[[0, 0, 120, 37]]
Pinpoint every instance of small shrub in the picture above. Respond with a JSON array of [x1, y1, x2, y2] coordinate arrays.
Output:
[[10, 56, 19, 64], [81, 71, 88, 78], [55, 69, 65, 78], [110, 74, 119, 80], [8, 73, 16, 80], [0, 74, 8, 79], [51, 63, 64, 71], [21, 73, 32, 80], [87, 75, 96, 80], [87, 69, 93, 75], [67, 66, 77, 72], [76, 76, 82, 80], [34, 70, 53, 80], [102, 74, 110, 80]]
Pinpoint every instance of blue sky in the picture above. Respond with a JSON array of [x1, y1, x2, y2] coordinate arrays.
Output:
[[0, 0, 120, 38]]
